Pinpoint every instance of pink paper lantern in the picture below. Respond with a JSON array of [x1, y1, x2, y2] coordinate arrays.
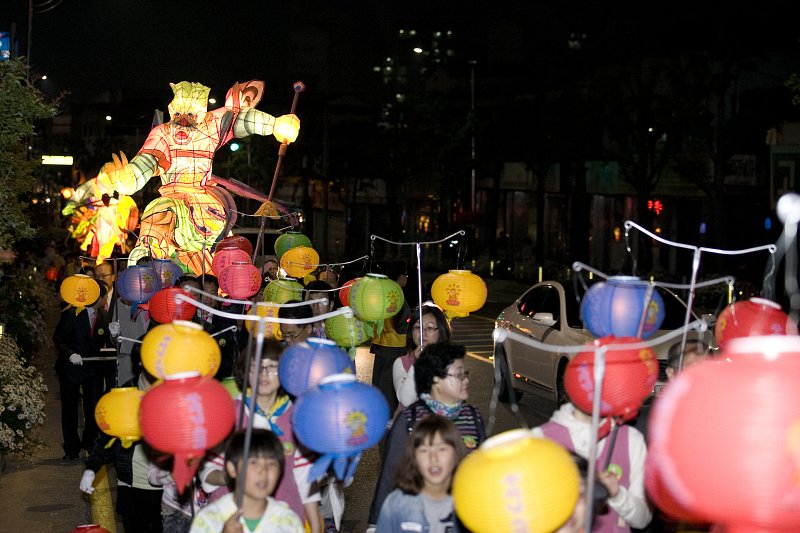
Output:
[[218, 261, 261, 299], [211, 247, 251, 277]]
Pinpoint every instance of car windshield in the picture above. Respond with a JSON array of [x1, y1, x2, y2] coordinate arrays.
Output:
[[561, 282, 585, 329]]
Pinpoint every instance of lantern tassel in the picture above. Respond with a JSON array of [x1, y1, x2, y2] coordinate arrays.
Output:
[[308, 453, 363, 486], [173, 453, 202, 495]]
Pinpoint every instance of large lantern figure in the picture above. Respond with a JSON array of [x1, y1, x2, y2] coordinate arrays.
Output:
[[211, 247, 251, 277], [564, 336, 658, 419], [145, 258, 185, 288], [148, 287, 196, 324], [140, 372, 235, 493], [245, 303, 283, 340], [431, 269, 487, 319], [216, 234, 253, 257], [94, 387, 143, 448], [292, 374, 389, 483], [60, 274, 101, 308], [338, 277, 360, 306], [647, 335, 800, 532], [280, 246, 319, 279], [278, 338, 356, 397], [140, 320, 221, 378], [347, 273, 404, 329], [325, 311, 370, 348], [263, 278, 304, 304], [452, 429, 580, 533], [218, 261, 261, 299], [274, 231, 312, 260], [116, 265, 161, 314], [714, 297, 797, 350], [580, 276, 665, 339]]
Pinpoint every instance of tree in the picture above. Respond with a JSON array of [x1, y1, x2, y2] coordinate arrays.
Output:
[[0, 59, 58, 250]]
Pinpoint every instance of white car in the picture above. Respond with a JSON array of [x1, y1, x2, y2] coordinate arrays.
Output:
[[493, 280, 716, 404]]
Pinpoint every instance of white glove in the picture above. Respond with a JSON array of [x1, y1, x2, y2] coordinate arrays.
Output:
[[79, 470, 96, 494], [108, 321, 120, 337], [69, 353, 83, 365]]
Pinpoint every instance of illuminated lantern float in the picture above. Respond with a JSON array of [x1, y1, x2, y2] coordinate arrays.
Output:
[[145, 258, 185, 288], [278, 338, 356, 397], [60, 274, 101, 309], [280, 245, 319, 279], [140, 320, 221, 379], [218, 261, 261, 299], [452, 429, 580, 533], [293, 374, 389, 483], [714, 297, 797, 350], [148, 287, 196, 323], [431, 270, 487, 319], [263, 278, 305, 304], [94, 387, 143, 448], [647, 335, 800, 532], [348, 273, 404, 333], [274, 231, 312, 260], [580, 276, 665, 338], [116, 265, 161, 316], [140, 372, 235, 492]]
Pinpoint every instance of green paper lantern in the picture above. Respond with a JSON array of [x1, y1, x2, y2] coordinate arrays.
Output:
[[221, 376, 240, 398], [262, 278, 305, 304], [348, 273, 405, 323], [325, 311, 370, 348], [274, 231, 312, 260]]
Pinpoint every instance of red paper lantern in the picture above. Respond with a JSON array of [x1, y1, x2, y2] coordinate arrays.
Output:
[[148, 287, 196, 323], [338, 277, 360, 307], [140, 373, 235, 493], [211, 247, 251, 277], [648, 335, 800, 532], [218, 261, 261, 299], [70, 526, 111, 533], [45, 265, 59, 282], [564, 336, 658, 419], [216, 234, 253, 257], [714, 297, 797, 350]]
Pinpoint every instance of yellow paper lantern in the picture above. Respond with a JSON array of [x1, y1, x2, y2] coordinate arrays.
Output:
[[280, 245, 319, 279], [60, 274, 101, 308], [452, 429, 580, 533], [430, 269, 487, 319], [245, 302, 283, 340], [94, 387, 144, 448], [140, 320, 221, 378]]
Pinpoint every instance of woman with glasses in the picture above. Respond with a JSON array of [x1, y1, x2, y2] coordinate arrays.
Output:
[[367, 343, 486, 531], [392, 304, 451, 411]]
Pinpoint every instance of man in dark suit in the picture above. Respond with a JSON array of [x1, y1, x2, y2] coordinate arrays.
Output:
[[53, 281, 111, 460]]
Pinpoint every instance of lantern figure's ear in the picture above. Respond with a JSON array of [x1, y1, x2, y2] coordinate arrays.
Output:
[[225, 80, 265, 110]]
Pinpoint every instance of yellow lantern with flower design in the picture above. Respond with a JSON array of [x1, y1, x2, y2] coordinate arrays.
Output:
[[280, 245, 319, 279], [94, 387, 144, 448], [60, 274, 101, 308], [431, 270, 487, 319]]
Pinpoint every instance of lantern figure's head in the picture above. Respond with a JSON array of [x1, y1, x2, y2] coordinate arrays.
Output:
[[168, 81, 210, 130]]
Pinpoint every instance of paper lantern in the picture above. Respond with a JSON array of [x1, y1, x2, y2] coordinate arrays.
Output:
[[45, 265, 59, 282], [325, 311, 369, 347], [338, 277, 360, 306], [431, 269, 487, 319], [140, 372, 235, 493], [70, 526, 111, 533], [115, 265, 161, 309], [211, 247, 251, 277], [218, 261, 261, 299], [216, 234, 253, 257], [94, 387, 143, 448], [274, 231, 312, 259], [140, 320, 221, 378], [60, 274, 101, 307], [145, 258, 185, 288], [564, 336, 658, 419], [292, 374, 389, 482], [452, 429, 580, 533], [279, 338, 356, 397], [280, 245, 319, 279], [580, 276, 665, 339], [148, 287, 196, 323], [221, 376, 240, 398], [348, 273, 405, 323], [245, 303, 283, 340], [262, 278, 304, 304], [647, 335, 800, 531], [714, 297, 797, 350]]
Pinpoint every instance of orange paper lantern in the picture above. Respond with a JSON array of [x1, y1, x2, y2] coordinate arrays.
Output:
[[94, 387, 143, 448], [60, 274, 101, 307], [431, 269, 487, 319]]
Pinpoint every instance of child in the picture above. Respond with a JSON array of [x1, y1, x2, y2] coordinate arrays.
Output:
[[190, 429, 304, 533], [377, 414, 467, 532], [199, 339, 321, 532]]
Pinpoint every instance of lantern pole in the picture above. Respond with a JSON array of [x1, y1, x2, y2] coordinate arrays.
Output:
[[268, 81, 306, 202], [416, 243, 423, 345]]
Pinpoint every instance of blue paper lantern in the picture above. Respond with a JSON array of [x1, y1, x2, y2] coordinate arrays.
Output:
[[278, 338, 356, 398], [580, 276, 665, 339], [116, 265, 162, 315], [292, 374, 389, 483], [145, 258, 185, 288]]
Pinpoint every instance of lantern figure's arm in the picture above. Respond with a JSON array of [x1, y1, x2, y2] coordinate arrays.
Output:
[[102, 152, 160, 196], [234, 109, 299, 144]]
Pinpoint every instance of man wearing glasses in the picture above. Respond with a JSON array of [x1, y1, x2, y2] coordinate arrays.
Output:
[[277, 301, 313, 345]]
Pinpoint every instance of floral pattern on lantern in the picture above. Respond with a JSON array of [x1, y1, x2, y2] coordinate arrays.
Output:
[[94, 387, 143, 448], [274, 231, 312, 260], [347, 274, 404, 330], [218, 261, 261, 299], [714, 297, 797, 350], [325, 311, 370, 348], [148, 287, 196, 324], [280, 246, 319, 279], [262, 278, 305, 304], [452, 429, 580, 533], [140, 320, 221, 378], [116, 265, 161, 314], [145, 258, 185, 288], [431, 269, 487, 319], [580, 276, 665, 339], [60, 274, 101, 309], [140, 372, 235, 493], [292, 374, 389, 483], [278, 338, 356, 397], [211, 247, 251, 277], [245, 303, 283, 340]]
